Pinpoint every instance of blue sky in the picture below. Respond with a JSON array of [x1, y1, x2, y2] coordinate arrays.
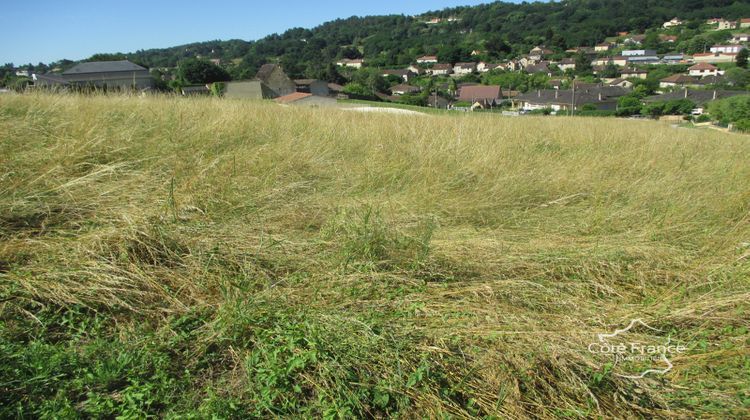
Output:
[[0, 0, 518, 65]]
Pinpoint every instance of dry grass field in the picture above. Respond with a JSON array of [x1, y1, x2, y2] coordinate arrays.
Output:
[[1, 93, 749, 418]]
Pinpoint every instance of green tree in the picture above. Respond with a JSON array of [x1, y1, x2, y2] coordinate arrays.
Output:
[[724, 67, 749, 88], [575, 52, 592, 75], [484, 34, 512, 59], [708, 95, 750, 130], [177, 59, 230, 84], [616, 95, 643, 116], [736, 48, 748, 69]]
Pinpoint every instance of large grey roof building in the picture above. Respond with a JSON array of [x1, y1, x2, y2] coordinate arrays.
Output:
[[61, 60, 153, 91]]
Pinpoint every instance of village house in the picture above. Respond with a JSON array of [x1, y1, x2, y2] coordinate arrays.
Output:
[[58, 60, 154, 91], [627, 54, 660, 65], [453, 62, 477, 76], [476, 62, 502, 73], [659, 74, 699, 89], [381, 69, 415, 83], [741, 18, 750, 28], [730, 34, 750, 44], [608, 78, 634, 88], [623, 35, 646, 45], [336, 58, 364, 69], [593, 56, 628, 67], [710, 45, 746, 54], [693, 52, 737, 63], [224, 80, 277, 99], [416, 55, 439, 64], [662, 17, 683, 28], [558, 58, 576, 72], [516, 86, 628, 112], [255, 64, 296, 96], [457, 85, 503, 109], [294, 79, 330, 96], [407, 64, 425, 75], [518, 57, 535, 68], [661, 53, 691, 65], [620, 68, 649, 79], [529, 46, 554, 61], [428, 63, 453, 76], [717, 19, 738, 30], [504, 60, 523, 72], [689, 63, 721, 78], [524, 62, 553, 76], [594, 43, 612, 52], [622, 49, 657, 57]]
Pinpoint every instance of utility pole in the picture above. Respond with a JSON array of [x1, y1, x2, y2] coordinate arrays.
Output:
[[570, 80, 576, 116]]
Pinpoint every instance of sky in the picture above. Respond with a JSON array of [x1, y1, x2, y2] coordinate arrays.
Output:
[[0, 0, 520, 66]]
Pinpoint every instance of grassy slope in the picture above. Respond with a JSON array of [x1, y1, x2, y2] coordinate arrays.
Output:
[[0, 94, 748, 418]]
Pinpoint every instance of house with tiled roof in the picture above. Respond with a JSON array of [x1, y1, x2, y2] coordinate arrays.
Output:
[[524, 62, 553, 76], [659, 74, 699, 89], [516, 86, 629, 112], [558, 58, 576, 72], [688, 63, 720, 78], [457, 85, 503, 108], [428, 63, 453, 76], [453, 62, 477, 75]]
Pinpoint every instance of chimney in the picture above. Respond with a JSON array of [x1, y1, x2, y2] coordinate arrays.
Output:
[[598, 92, 602, 101], [555, 90, 559, 99], [538, 90, 541, 97], [685, 88, 688, 99], [713, 90, 717, 100]]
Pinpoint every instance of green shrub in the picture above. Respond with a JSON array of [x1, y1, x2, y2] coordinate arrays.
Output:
[[708, 95, 750, 131]]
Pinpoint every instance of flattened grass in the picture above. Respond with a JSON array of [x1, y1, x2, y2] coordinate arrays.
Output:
[[1, 93, 749, 418]]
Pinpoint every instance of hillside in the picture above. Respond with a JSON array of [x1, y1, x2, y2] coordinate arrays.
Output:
[[12, 0, 750, 80], [1, 93, 749, 417]]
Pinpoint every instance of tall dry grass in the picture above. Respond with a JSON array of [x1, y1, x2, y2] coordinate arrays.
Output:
[[0, 93, 748, 417]]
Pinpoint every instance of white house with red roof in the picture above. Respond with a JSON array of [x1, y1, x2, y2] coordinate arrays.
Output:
[[689, 63, 721, 78]]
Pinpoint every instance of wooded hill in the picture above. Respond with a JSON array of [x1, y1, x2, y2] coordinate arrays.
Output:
[[30, 0, 750, 80]]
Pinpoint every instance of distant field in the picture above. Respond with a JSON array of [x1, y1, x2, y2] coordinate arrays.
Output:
[[1, 94, 748, 418]]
